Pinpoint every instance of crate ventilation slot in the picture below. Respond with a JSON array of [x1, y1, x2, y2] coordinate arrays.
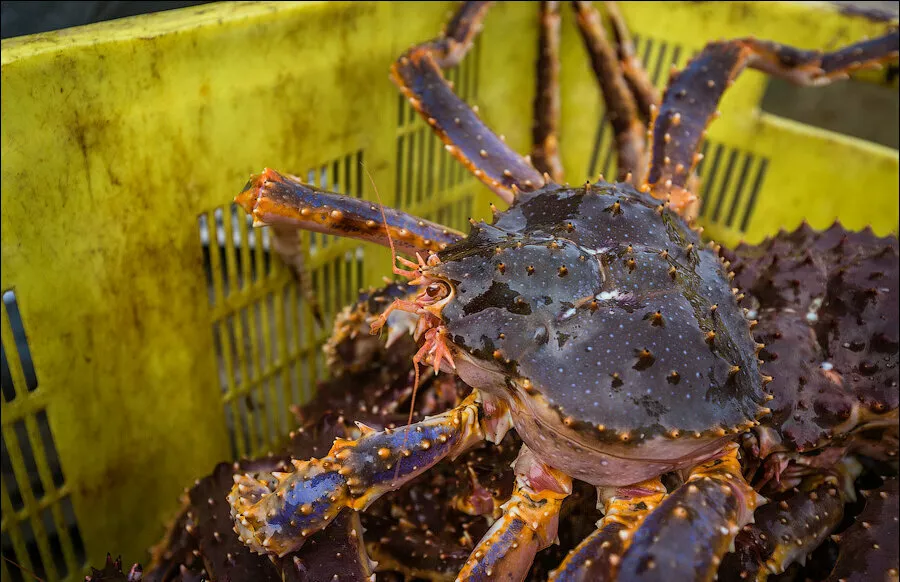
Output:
[[1, 290, 86, 582], [199, 153, 366, 460]]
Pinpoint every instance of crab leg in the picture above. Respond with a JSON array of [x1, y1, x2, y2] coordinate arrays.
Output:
[[548, 478, 667, 581], [268, 226, 325, 327], [603, 1, 660, 122], [228, 393, 497, 558], [572, 1, 647, 185], [718, 469, 852, 580], [392, 1, 547, 204], [614, 445, 762, 582], [457, 446, 572, 581], [235, 168, 463, 257], [645, 29, 900, 216], [826, 476, 898, 582], [531, 1, 565, 183]]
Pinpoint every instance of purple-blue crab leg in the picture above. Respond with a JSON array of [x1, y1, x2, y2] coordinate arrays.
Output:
[[572, 1, 648, 185], [457, 446, 572, 581], [531, 1, 565, 183], [718, 469, 851, 580], [548, 478, 667, 582], [644, 28, 900, 216], [235, 168, 463, 257], [228, 393, 495, 558], [615, 446, 762, 582], [603, 1, 660, 122], [826, 477, 899, 582], [391, 2, 547, 204]]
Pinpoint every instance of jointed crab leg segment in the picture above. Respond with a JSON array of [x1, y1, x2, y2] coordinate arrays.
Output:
[[818, 30, 900, 77], [391, 2, 546, 204], [602, 1, 660, 122], [235, 168, 463, 257], [268, 226, 326, 327], [228, 393, 494, 558], [572, 1, 648, 185], [645, 29, 900, 216], [531, 1, 565, 183], [826, 477, 898, 582], [549, 478, 667, 582], [718, 469, 853, 580], [616, 445, 762, 582], [428, 0, 492, 68], [457, 446, 572, 581]]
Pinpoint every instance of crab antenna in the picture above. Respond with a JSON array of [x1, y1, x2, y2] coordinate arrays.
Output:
[[395, 361, 423, 483], [362, 162, 403, 278], [362, 163, 422, 479], [3, 555, 46, 582]]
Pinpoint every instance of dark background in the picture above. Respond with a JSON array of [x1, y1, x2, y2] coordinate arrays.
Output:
[[3, 1, 898, 40], [1, 1, 212, 39]]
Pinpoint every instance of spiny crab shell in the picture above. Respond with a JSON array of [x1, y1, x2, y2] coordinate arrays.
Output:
[[724, 223, 899, 491], [424, 180, 769, 486], [729, 224, 898, 451]]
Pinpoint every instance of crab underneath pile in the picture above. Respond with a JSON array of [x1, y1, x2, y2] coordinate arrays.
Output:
[[137, 2, 899, 581]]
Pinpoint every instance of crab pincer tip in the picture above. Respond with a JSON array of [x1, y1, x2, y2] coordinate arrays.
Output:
[[235, 171, 267, 214], [236, 167, 289, 216]]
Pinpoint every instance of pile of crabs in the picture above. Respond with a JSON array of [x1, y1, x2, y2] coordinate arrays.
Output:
[[91, 2, 899, 581]]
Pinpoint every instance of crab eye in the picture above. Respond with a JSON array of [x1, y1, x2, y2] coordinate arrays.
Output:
[[425, 281, 450, 299]]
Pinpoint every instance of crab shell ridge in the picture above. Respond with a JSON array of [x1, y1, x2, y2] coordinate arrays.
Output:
[[429, 182, 769, 485]]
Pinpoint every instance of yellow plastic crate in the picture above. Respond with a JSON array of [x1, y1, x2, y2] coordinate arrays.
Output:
[[1, 1, 897, 579]]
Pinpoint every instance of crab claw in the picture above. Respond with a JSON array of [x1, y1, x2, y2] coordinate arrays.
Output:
[[453, 464, 501, 517], [228, 460, 350, 557], [229, 395, 485, 558]]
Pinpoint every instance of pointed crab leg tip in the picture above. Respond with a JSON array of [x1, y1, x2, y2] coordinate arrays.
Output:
[[235, 171, 273, 214]]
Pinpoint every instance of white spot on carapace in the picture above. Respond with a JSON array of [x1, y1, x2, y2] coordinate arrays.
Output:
[[596, 289, 625, 302], [806, 297, 823, 324]]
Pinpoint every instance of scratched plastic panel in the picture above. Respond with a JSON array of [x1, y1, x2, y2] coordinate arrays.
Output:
[[1, 2, 406, 574], [200, 151, 366, 460], [1, 291, 86, 582]]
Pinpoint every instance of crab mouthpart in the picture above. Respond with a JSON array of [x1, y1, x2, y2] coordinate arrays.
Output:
[[417, 326, 457, 375]]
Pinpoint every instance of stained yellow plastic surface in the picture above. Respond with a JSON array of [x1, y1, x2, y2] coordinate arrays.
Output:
[[1, 1, 897, 580]]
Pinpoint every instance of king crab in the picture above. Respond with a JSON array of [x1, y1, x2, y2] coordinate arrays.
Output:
[[224, 2, 898, 580]]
